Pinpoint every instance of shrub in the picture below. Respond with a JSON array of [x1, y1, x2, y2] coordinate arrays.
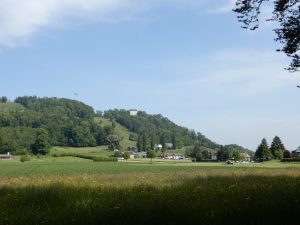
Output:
[[20, 155, 30, 163], [281, 158, 300, 162], [51, 153, 117, 162], [15, 149, 29, 155], [92, 157, 118, 162]]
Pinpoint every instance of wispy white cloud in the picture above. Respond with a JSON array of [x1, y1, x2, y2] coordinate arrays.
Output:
[[205, 0, 235, 15], [0, 0, 206, 47], [0, 0, 140, 47]]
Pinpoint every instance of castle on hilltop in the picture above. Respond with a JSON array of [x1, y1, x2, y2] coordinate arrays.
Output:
[[128, 109, 138, 116]]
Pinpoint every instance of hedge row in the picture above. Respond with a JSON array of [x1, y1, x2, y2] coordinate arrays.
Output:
[[51, 153, 117, 162], [281, 158, 300, 162]]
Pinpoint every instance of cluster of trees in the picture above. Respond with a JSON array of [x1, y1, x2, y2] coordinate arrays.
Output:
[[0, 96, 115, 154], [0, 127, 51, 155], [217, 145, 250, 162], [104, 109, 219, 151], [255, 136, 289, 161], [185, 144, 251, 162], [0, 96, 8, 103], [185, 146, 213, 161]]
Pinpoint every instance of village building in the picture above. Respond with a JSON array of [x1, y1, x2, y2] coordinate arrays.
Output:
[[0, 152, 12, 160], [135, 152, 147, 158], [292, 147, 300, 157], [240, 152, 251, 162], [154, 144, 163, 150], [127, 146, 138, 152], [163, 153, 184, 160], [165, 143, 174, 149], [210, 150, 218, 161]]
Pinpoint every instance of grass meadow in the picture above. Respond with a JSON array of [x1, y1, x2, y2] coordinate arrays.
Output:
[[0, 156, 300, 225]]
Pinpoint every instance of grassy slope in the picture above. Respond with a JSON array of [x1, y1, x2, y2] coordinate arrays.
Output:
[[50, 146, 113, 158], [0, 102, 25, 112], [95, 117, 137, 150]]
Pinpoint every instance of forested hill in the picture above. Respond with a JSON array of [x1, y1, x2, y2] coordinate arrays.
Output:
[[0, 96, 104, 154], [104, 109, 219, 150], [0, 96, 250, 155]]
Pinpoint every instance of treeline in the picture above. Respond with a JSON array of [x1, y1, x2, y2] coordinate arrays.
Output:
[[0, 96, 114, 154], [104, 109, 219, 150], [0, 96, 251, 156], [254, 136, 290, 161], [185, 144, 252, 162]]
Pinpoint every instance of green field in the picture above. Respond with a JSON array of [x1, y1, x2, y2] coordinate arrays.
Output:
[[2, 153, 300, 177], [1, 154, 300, 225], [50, 146, 113, 158]]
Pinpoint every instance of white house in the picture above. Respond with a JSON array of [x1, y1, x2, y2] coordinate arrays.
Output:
[[165, 143, 174, 149], [0, 152, 12, 160], [129, 109, 138, 116], [154, 144, 163, 150]]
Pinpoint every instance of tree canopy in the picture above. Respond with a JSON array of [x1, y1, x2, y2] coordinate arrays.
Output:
[[234, 0, 300, 72], [104, 109, 219, 150], [270, 136, 285, 159], [31, 128, 51, 155], [0, 96, 114, 154], [255, 138, 272, 161]]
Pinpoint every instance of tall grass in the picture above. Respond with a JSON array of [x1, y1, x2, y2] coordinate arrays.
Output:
[[0, 171, 300, 225]]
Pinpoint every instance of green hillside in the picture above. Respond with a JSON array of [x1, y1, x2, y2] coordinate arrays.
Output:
[[95, 117, 136, 150], [0, 96, 250, 159], [0, 102, 26, 112], [0, 97, 113, 154], [104, 109, 219, 150]]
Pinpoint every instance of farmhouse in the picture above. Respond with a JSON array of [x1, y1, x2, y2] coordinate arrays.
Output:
[[0, 152, 12, 160], [165, 143, 174, 149], [154, 144, 163, 150], [240, 153, 251, 162], [210, 150, 218, 160], [163, 154, 184, 160], [135, 152, 147, 158], [127, 146, 138, 152]]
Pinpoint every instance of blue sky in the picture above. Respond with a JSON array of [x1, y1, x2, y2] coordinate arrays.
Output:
[[0, 0, 299, 150]]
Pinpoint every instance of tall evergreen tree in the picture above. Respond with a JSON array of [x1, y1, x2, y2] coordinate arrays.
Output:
[[270, 136, 285, 159], [160, 135, 166, 150], [142, 134, 147, 151], [0, 96, 8, 103], [137, 134, 143, 152], [0, 134, 2, 151], [283, 150, 291, 159], [255, 138, 272, 161], [171, 132, 177, 150], [150, 133, 155, 150]]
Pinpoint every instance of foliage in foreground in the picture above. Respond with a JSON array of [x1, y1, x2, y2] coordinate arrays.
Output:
[[0, 174, 299, 225], [234, 0, 300, 72]]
